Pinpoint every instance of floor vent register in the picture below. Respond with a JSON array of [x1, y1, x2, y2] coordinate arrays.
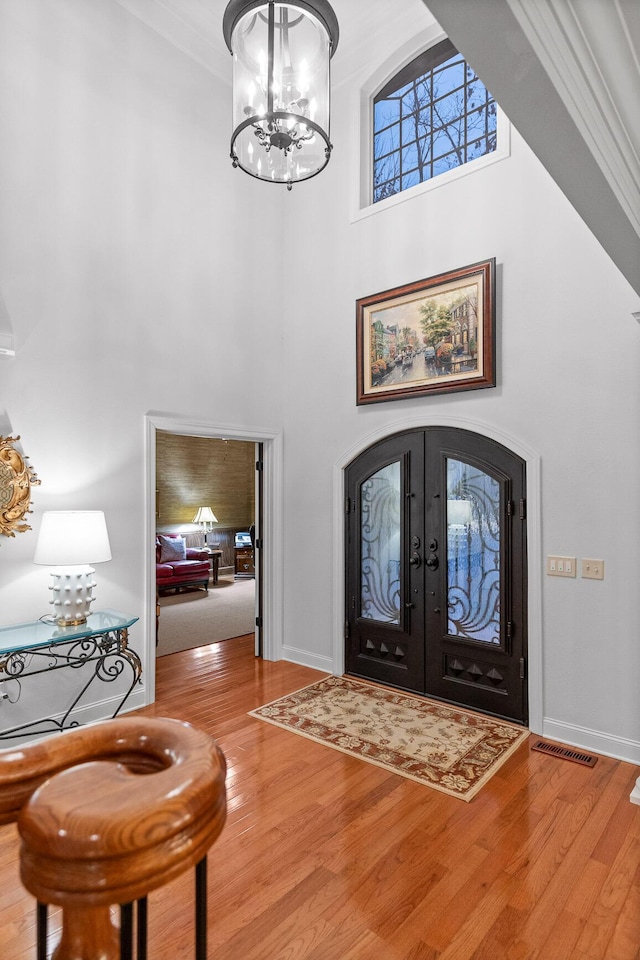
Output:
[[531, 739, 597, 767]]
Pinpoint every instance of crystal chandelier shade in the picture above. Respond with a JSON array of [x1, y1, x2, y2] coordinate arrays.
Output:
[[223, 0, 339, 189]]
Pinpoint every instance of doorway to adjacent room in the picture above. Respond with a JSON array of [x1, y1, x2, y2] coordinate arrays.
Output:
[[145, 415, 283, 707], [155, 432, 259, 657]]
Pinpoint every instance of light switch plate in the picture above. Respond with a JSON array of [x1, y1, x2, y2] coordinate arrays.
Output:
[[581, 558, 604, 580], [546, 556, 576, 577]]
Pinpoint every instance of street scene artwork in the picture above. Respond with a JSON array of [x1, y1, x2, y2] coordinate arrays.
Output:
[[356, 259, 496, 404]]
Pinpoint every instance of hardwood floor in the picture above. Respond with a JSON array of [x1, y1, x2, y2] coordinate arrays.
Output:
[[1, 635, 639, 959]]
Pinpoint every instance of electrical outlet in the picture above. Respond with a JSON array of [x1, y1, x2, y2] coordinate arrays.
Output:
[[581, 558, 604, 580], [546, 556, 576, 577]]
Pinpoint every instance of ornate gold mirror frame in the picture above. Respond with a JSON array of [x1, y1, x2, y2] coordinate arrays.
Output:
[[0, 435, 40, 537]]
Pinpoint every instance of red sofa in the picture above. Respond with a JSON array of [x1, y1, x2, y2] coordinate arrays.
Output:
[[156, 534, 210, 595]]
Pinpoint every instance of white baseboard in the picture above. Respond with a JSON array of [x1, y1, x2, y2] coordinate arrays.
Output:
[[1, 687, 148, 749], [631, 779, 640, 806], [543, 717, 640, 766], [282, 645, 333, 675]]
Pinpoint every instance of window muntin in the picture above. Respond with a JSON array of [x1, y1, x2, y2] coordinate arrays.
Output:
[[373, 40, 497, 204]]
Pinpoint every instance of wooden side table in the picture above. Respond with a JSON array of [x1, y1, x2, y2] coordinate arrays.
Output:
[[206, 549, 222, 584]]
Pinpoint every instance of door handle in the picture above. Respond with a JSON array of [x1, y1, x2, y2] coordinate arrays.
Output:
[[425, 553, 439, 570], [409, 552, 421, 568]]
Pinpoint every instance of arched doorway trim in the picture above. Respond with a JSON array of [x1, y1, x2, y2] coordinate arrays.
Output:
[[144, 414, 284, 706], [333, 414, 542, 733]]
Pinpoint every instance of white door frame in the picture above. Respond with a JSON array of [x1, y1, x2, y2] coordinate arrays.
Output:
[[144, 414, 283, 706], [332, 414, 543, 734]]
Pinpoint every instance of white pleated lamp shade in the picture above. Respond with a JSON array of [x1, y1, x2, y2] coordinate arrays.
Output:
[[192, 506, 218, 525]]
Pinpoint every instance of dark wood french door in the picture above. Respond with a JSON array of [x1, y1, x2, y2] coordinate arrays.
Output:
[[345, 428, 528, 724]]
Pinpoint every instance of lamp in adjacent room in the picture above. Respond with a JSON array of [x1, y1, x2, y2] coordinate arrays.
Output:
[[223, 0, 339, 189], [192, 506, 218, 545], [34, 511, 112, 626]]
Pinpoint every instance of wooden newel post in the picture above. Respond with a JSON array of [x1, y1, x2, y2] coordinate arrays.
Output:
[[51, 906, 119, 960], [0, 717, 227, 960]]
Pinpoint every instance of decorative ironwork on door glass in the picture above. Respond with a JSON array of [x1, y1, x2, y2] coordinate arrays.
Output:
[[446, 458, 500, 643], [360, 462, 401, 624]]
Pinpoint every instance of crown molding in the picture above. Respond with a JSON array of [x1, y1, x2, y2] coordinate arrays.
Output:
[[112, 0, 230, 82], [112, 0, 436, 92], [506, 0, 640, 237]]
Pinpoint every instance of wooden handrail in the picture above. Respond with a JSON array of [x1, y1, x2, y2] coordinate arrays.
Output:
[[0, 716, 227, 959]]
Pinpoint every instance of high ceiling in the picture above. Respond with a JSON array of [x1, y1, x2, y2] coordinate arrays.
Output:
[[112, 0, 434, 86], [113, 0, 640, 297]]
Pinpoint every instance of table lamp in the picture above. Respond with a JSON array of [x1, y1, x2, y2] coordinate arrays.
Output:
[[34, 511, 112, 625], [192, 506, 218, 542]]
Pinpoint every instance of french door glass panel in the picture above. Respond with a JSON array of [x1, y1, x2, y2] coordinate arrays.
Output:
[[360, 461, 401, 624], [446, 458, 501, 644]]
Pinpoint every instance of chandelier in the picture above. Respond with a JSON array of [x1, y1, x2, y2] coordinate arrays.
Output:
[[223, 0, 339, 189]]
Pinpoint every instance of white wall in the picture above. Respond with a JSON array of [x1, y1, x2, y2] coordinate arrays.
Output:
[[1, 1, 639, 764], [279, 52, 640, 761], [0, 0, 283, 721]]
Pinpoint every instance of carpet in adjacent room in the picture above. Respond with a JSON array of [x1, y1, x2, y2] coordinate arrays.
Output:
[[157, 575, 255, 656]]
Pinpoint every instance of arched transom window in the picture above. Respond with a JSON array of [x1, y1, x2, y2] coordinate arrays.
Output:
[[373, 39, 497, 204]]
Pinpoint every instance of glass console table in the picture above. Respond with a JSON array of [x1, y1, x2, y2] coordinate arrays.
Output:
[[0, 610, 141, 741]]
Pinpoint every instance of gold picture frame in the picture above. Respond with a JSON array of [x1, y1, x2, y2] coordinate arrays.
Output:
[[0, 435, 40, 537], [356, 259, 496, 404]]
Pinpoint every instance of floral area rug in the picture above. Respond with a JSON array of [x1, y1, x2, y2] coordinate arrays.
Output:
[[249, 676, 529, 801]]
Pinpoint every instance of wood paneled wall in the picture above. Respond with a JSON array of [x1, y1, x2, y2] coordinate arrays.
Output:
[[156, 433, 255, 536]]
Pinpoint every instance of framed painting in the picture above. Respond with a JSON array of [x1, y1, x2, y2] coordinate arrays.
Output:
[[356, 259, 496, 405]]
